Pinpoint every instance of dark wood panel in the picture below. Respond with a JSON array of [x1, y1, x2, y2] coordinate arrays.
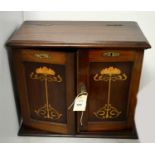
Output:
[[24, 62, 67, 123], [127, 51, 144, 125], [18, 122, 138, 139], [7, 21, 151, 49], [88, 62, 133, 122], [89, 50, 136, 62], [13, 49, 75, 134], [17, 49, 66, 64], [77, 49, 138, 133]]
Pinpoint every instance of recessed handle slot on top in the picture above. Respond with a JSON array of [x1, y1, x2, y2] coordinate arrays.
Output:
[[106, 24, 123, 26]]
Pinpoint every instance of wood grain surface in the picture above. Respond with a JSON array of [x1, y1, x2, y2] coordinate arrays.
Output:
[[7, 21, 151, 49]]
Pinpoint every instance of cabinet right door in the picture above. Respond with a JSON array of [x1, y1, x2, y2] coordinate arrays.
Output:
[[77, 49, 143, 134]]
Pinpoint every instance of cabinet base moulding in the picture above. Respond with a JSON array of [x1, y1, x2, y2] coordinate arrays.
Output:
[[18, 122, 138, 139]]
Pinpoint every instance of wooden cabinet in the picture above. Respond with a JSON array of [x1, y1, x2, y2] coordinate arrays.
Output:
[[7, 21, 151, 138]]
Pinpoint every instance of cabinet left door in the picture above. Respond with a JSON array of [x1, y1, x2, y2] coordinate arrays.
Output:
[[12, 48, 75, 134]]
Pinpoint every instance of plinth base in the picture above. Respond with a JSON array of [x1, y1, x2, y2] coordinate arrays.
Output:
[[18, 122, 138, 139]]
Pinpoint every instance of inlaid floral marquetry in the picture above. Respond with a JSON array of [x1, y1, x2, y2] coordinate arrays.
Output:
[[30, 66, 62, 120], [93, 66, 127, 119]]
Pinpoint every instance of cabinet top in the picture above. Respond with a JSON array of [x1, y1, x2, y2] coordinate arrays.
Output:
[[7, 21, 151, 49]]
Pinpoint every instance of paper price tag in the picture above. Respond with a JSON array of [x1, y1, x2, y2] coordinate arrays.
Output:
[[73, 94, 88, 111]]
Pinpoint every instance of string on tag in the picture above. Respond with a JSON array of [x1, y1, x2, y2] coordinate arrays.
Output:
[[80, 111, 84, 126]]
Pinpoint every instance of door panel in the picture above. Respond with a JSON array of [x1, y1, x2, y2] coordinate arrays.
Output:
[[77, 49, 136, 133], [13, 49, 75, 134], [88, 62, 133, 122], [24, 62, 67, 123]]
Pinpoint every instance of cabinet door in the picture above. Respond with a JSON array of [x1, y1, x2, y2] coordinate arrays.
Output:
[[77, 49, 143, 134], [13, 49, 75, 134]]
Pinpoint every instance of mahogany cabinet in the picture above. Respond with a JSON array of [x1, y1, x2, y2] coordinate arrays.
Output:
[[7, 21, 151, 138]]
